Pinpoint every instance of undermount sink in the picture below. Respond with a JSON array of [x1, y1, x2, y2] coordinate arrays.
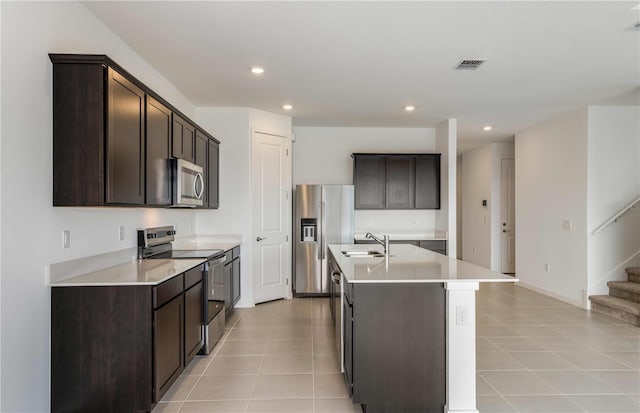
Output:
[[342, 250, 386, 258]]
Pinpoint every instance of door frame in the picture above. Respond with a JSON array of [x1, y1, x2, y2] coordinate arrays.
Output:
[[499, 157, 516, 274], [250, 128, 293, 303]]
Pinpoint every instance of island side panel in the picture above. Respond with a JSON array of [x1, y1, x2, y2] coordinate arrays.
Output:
[[445, 281, 479, 413], [51, 285, 153, 413], [353, 283, 446, 413]]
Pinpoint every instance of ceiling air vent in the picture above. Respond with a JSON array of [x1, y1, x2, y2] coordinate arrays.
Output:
[[456, 59, 486, 70]]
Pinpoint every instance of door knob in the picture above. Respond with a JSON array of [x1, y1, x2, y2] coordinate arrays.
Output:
[[256, 236, 266, 242]]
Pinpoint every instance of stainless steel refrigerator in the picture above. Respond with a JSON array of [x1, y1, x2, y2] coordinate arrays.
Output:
[[294, 185, 354, 296]]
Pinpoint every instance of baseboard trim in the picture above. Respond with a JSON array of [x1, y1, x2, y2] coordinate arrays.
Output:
[[516, 281, 586, 309]]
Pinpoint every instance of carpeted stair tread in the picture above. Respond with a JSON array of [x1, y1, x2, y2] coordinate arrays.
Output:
[[589, 295, 640, 316], [608, 281, 640, 294], [626, 267, 640, 276]]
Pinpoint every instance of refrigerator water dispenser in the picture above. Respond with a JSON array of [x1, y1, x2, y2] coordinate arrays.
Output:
[[300, 218, 317, 242]]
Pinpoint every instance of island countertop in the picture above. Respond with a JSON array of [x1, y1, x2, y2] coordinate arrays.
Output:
[[329, 243, 518, 284]]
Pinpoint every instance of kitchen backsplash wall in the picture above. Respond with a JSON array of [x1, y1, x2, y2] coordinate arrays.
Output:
[[355, 210, 437, 234]]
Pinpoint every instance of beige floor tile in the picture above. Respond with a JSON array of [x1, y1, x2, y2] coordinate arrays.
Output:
[[488, 338, 547, 352], [508, 326, 564, 337], [234, 317, 276, 328], [203, 356, 263, 375], [584, 336, 640, 353], [270, 326, 312, 340], [530, 337, 593, 352], [556, 351, 631, 370], [266, 339, 313, 355], [508, 351, 580, 370], [187, 375, 257, 401], [477, 374, 499, 396], [246, 398, 313, 412], [217, 340, 268, 356], [152, 402, 182, 413], [504, 395, 584, 412], [589, 371, 640, 394], [314, 353, 341, 374], [226, 327, 272, 341], [312, 326, 335, 340], [477, 337, 501, 351], [476, 395, 517, 412], [259, 354, 313, 375], [566, 395, 640, 412], [179, 400, 248, 412], [182, 357, 213, 376], [534, 370, 620, 395], [477, 352, 527, 371], [477, 326, 523, 338], [314, 373, 349, 398], [314, 398, 361, 413], [605, 352, 640, 369], [251, 374, 313, 399], [161, 375, 200, 402], [480, 371, 558, 395], [313, 337, 338, 355]]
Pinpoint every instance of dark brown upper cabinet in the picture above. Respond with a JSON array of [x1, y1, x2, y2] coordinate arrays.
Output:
[[353, 155, 386, 209], [49, 54, 220, 208], [386, 156, 415, 209], [172, 114, 195, 163], [415, 155, 441, 209], [208, 139, 220, 209], [194, 129, 209, 207], [146, 96, 172, 206], [353, 153, 441, 210]]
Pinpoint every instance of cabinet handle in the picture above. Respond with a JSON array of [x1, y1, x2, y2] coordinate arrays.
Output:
[[194, 172, 204, 200]]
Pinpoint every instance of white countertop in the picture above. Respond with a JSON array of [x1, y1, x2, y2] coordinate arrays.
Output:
[[50, 258, 206, 287], [354, 230, 447, 241], [172, 234, 242, 252], [329, 244, 517, 284]]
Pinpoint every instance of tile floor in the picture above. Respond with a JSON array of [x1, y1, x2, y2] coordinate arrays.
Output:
[[154, 283, 640, 413]]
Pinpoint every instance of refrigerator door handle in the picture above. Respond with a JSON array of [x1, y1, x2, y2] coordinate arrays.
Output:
[[321, 200, 327, 259]]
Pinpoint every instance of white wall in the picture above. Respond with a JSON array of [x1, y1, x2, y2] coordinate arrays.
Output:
[[196, 108, 292, 307], [461, 142, 515, 271], [456, 155, 463, 259], [515, 108, 589, 307], [462, 145, 493, 268], [1, 2, 200, 411], [292, 126, 439, 233], [586, 106, 640, 296]]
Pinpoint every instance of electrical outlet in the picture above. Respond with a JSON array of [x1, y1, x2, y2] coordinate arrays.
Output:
[[119, 226, 125, 241], [63, 230, 71, 248], [562, 220, 573, 230], [369, 220, 374, 226], [472, 247, 477, 253], [545, 263, 550, 272], [456, 306, 469, 326]]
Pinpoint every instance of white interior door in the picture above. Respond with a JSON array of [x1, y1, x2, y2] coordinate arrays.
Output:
[[500, 158, 516, 274], [252, 131, 291, 303]]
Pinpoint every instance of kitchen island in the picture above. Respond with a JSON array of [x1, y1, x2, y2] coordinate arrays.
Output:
[[328, 243, 517, 413]]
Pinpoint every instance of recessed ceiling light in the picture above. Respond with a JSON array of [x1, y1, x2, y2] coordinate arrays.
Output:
[[283, 104, 293, 110], [483, 125, 493, 131], [404, 105, 415, 112], [632, 4, 640, 10], [250, 67, 264, 74]]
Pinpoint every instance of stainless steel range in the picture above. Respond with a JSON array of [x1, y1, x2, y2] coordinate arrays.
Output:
[[138, 225, 226, 354]]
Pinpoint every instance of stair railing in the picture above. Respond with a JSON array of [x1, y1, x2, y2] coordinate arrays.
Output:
[[591, 194, 640, 235]]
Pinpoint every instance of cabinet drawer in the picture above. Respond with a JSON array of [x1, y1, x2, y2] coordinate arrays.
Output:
[[344, 281, 354, 305], [232, 246, 241, 260], [419, 240, 447, 253], [224, 250, 233, 262], [153, 274, 184, 308], [184, 265, 204, 290]]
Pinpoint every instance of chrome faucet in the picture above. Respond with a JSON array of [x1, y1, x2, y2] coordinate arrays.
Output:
[[365, 232, 389, 255]]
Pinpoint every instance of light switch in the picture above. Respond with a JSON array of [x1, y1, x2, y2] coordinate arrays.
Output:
[[63, 230, 70, 248], [562, 220, 573, 230]]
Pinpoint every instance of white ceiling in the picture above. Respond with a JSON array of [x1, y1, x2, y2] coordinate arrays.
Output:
[[84, 1, 639, 146]]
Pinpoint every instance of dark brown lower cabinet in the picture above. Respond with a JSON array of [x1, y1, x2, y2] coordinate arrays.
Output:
[[355, 239, 446, 255], [153, 294, 184, 400], [184, 281, 204, 364], [343, 282, 446, 413], [232, 258, 241, 306], [51, 265, 205, 413]]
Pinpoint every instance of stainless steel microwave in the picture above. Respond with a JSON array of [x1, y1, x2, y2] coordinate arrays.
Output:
[[172, 159, 204, 207]]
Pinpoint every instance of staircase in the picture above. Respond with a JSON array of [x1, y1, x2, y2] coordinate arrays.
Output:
[[589, 267, 640, 327]]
